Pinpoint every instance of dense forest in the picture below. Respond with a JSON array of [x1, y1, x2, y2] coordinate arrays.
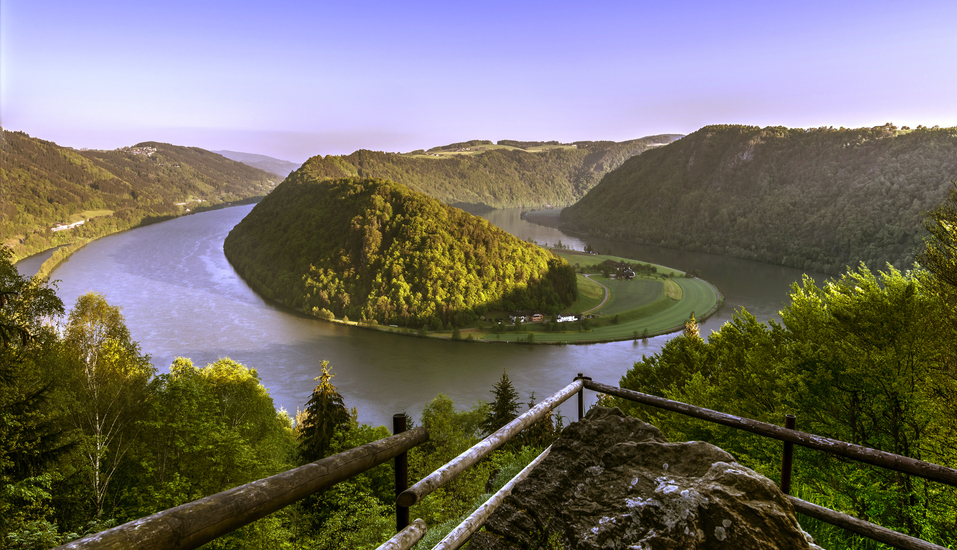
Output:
[[223, 173, 577, 328], [0, 245, 560, 547], [296, 135, 680, 211], [0, 129, 279, 261], [590, 185, 957, 549], [561, 124, 957, 274]]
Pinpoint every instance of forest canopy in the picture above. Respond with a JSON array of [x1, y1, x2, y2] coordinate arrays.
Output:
[[561, 124, 957, 274], [223, 175, 578, 328], [0, 129, 279, 261], [296, 135, 681, 211]]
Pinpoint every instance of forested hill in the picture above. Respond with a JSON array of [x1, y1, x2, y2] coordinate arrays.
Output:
[[561, 124, 957, 274], [0, 129, 280, 260], [296, 135, 680, 211], [223, 171, 578, 328]]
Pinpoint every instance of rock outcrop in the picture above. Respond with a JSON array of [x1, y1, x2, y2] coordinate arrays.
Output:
[[471, 407, 820, 549]]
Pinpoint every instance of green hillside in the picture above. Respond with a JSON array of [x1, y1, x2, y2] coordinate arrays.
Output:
[[297, 135, 680, 211], [223, 172, 577, 328], [0, 129, 280, 260], [561, 124, 957, 274]]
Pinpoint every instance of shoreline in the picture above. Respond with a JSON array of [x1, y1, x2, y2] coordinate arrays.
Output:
[[23, 201, 262, 280], [255, 252, 725, 346]]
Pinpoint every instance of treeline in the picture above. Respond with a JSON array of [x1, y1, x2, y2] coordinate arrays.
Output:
[[223, 176, 577, 328], [299, 135, 681, 210], [426, 140, 494, 151], [0, 129, 279, 260], [495, 140, 561, 149], [0, 249, 560, 547], [562, 124, 957, 274], [603, 187, 957, 548]]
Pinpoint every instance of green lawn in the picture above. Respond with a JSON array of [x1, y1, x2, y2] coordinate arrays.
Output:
[[594, 278, 663, 316], [68, 210, 114, 223], [554, 250, 683, 277], [478, 270, 721, 344], [565, 274, 604, 313]]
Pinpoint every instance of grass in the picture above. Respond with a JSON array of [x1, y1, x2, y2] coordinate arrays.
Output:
[[592, 279, 663, 316], [472, 274, 720, 344], [566, 274, 604, 313], [359, 249, 722, 344], [663, 279, 682, 300], [554, 250, 683, 277], [68, 210, 113, 223]]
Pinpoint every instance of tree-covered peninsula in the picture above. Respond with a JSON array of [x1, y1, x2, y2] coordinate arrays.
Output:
[[0, 129, 280, 262], [223, 170, 578, 328], [561, 124, 957, 274], [296, 135, 680, 211]]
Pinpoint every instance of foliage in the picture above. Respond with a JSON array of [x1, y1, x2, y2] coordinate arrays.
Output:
[[62, 292, 155, 518], [483, 371, 520, 435], [918, 181, 957, 318], [224, 177, 578, 327], [408, 394, 490, 526], [612, 263, 957, 548], [298, 361, 350, 463], [562, 124, 957, 274], [295, 135, 680, 210], [0, 248, 74, 543], [0, 129, 278, 262]]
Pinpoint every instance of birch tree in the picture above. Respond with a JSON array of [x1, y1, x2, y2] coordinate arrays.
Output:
[[63, 292, 154, 517]]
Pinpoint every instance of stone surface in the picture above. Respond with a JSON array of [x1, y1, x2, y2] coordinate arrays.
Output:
[[470, 407, 819, 550]]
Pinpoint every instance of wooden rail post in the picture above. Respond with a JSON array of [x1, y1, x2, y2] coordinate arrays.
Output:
[[393, 413, 409, 532], [780, 414, 796, 495]]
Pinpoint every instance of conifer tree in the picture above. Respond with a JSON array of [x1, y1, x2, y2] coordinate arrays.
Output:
[[483, 370, 519, 435], [520, 392, 557, 448], [298, 360, 349, 462]]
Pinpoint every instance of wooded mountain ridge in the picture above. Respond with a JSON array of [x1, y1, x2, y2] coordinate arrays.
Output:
[[296, 135, 681, 211], [223, 169, 577, 328], [0, 129, 279, 260], [561, 124, 957, 274]]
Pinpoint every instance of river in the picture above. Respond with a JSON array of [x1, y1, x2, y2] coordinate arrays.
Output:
[[31, 206, 824, 428]]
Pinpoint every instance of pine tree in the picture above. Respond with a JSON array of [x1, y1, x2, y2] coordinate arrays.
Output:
[[683, 314, 700, 339], [483, 370, 520, 435], [520, 392, 557, 449], [298, 360, 350, 462]]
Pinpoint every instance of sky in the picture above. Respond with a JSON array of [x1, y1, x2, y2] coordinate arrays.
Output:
[[2, 1, 957, 163]]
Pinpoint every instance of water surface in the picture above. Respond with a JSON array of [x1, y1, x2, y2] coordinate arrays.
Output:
[[47, 206, 823, 427]]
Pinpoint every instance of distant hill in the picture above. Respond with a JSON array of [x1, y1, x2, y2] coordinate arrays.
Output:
[[223, 171, 578, 328], [561, 124, 957, 274], [298, 135, 681, 211], [0, 129, 280, 260], [213, 150, 301, 177]]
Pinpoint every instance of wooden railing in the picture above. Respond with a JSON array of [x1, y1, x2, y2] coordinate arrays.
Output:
[[56, 427, 428, 550], [583, 377, 956, 550], [56, 374, 956, 550]]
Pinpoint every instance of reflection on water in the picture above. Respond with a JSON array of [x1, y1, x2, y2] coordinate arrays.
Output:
[[47, 206, 824, 428]]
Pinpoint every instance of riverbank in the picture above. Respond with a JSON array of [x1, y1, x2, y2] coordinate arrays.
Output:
[[309, 249, 723, 345], [17, 198, 265, 279], [523, 209, 563, 228]]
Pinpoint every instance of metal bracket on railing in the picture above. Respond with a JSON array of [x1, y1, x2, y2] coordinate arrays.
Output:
[[574, 373, 592, 420]]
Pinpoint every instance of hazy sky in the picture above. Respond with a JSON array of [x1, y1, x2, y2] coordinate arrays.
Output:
[[3, 1, 956, 163]]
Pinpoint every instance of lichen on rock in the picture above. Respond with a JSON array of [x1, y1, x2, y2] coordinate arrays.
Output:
[[470, 406, 821, 549]]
